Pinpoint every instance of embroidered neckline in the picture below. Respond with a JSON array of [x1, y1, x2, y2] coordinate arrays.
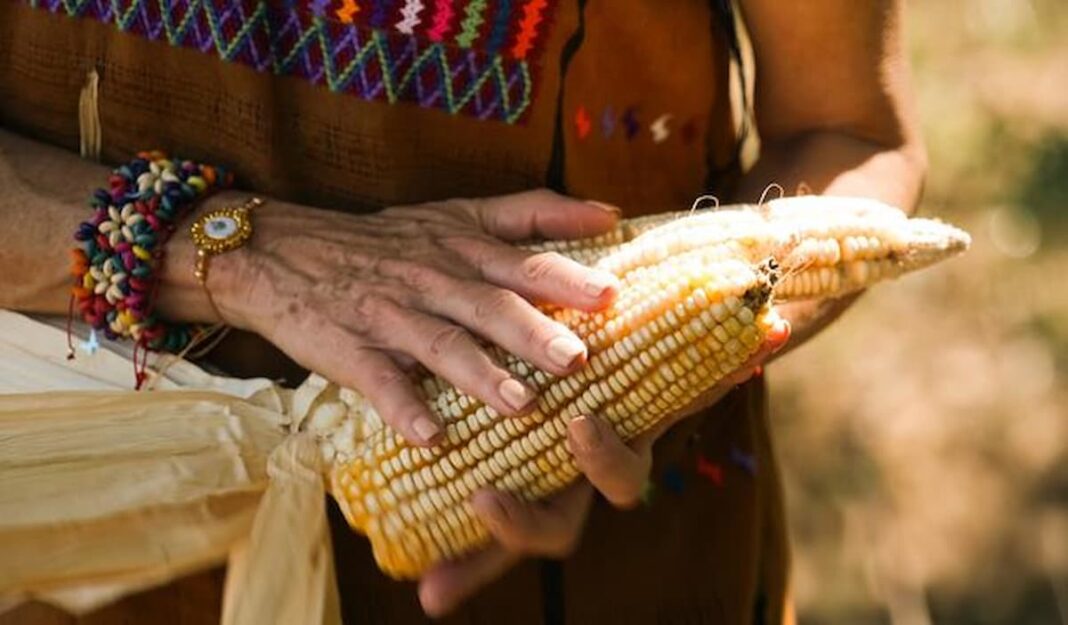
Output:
[[25, 0, 560, 124]]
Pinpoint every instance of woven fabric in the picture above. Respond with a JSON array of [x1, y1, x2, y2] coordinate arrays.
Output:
[[0, 0, 790, 620], [21, 0, 559, 123]]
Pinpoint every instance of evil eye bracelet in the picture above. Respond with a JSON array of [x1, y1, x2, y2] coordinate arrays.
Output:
[[68, 151, 231, 380]]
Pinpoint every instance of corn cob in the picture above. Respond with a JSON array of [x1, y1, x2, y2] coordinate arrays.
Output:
[[308, 196, 969, 579], [535, 196, 971, 301]]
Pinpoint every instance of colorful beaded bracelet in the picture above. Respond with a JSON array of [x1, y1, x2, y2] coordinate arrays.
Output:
[[68, 151, 231, 373]]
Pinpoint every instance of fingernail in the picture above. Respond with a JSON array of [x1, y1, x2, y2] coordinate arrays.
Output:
[[471, 491, 506, 523], [583, 270, 619, 298], [499, 378, 535, 412], [770, 320, 790, 352], [418, 587, 443, 618], [547, 335, 586, 369], [570, 415, 601, 452], [586, 200, 622, 216], [412, 416, 441, 444]]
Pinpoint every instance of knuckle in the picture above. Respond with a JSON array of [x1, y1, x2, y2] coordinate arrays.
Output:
[[352, 291, 390, 323], [428, 325, 470, 358], [369, 362, 409, 390], [462, 198, 497, 232], [460, 238, 500, 275], [430, 198, 484, 231], [451, 197, 483, 216], [400, 262, 445, 296], [473, 288, 522, 322], [521, 252, 561, 283]]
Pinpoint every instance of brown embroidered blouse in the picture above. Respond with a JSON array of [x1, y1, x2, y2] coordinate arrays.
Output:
[[0, 0, 792, 622]]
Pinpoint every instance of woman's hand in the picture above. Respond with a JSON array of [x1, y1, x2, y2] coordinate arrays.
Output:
[[416, 318, 791, 616], [169, 190, 622, 446]]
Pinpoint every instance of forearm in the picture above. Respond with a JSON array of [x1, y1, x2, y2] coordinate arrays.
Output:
[[735, 130, 926, 211], [0, 128, 239, 322], [0, 129, 108, 312], [732, 130, 927, 352]]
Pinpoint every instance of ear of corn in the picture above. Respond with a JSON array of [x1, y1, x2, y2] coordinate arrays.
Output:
[[310, 196, 970, 579], [534, 196, 971, 301], [326, 256, 777, 578]]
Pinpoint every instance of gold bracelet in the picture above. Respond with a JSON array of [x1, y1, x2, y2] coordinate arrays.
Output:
[[190, 197, 263, 322]]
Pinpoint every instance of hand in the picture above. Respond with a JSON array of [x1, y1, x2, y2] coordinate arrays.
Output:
[[164, 190, 621, 446], [416, 317, 791, 616]]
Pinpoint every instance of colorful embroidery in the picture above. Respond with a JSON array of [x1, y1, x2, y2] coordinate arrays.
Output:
[[25, 0, 560, 124], [395, 0, 424, 34], [369, 0, 393, 27], [574, 106, 704, 146], [426, 0, 455, 41], [484, 0, 512, 53], [729, 446, 757, 475], [650, 113, 672, 143], [335, 0, 359, 22], [696, 455, 725, 487], [600, 106, 615, 138], [455, 0, 488, 48], [512, 0, 549, 59], [662, 466, 686, 494], [574, 105, 592, 140]]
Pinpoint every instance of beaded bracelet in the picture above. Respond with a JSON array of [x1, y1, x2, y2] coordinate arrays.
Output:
[[68, 151, 231, 381]]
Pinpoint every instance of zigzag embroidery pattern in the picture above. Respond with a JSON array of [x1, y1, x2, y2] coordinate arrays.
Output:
[[426, 0, 455, 42], [394, 0, 423, 34], [25, 0, 555, 124], [511, 0, 546, 59]]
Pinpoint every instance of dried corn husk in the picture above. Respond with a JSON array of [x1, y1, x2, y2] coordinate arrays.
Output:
[[221, 433, 340, 625], [0, 311, 338, 623]]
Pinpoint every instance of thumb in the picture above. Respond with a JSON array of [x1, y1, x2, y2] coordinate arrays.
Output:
[[471, 189, 621, 241]]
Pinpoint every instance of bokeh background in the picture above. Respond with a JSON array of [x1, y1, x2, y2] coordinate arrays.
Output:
[[766, 1, 1068, 623]]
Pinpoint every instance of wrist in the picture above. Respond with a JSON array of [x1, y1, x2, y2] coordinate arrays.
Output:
[[68, 152, 233, 356], [156, 190, 253, 326]]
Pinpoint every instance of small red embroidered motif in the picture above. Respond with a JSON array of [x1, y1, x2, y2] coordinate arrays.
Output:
[[427, 0, 456, 41], [696, 456, 724, 486], [575, 106, 592, 139], [512, 0, 549, 59]]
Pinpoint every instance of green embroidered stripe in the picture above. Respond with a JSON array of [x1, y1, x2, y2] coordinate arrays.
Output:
[[455, 0, 487, 49]]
